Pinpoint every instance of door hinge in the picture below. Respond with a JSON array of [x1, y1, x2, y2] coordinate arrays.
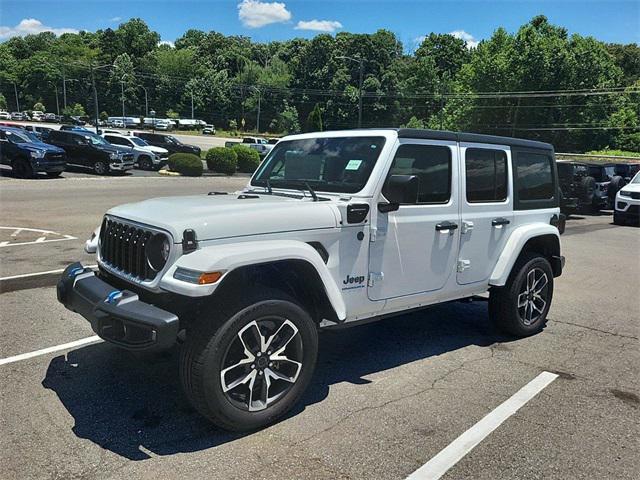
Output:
[[368, 272, 384, 286], [461, 221, 474, 234], [457, 259, 471, 273], [369, 227, 377, 242]]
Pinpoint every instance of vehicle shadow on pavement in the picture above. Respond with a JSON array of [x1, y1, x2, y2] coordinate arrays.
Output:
[[41, 300, 511, 461]]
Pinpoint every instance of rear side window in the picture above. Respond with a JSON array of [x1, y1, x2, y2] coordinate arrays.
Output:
[[514, 151, 555, 203], [385, 144, 451, 204], [465, 148, 508, 202]]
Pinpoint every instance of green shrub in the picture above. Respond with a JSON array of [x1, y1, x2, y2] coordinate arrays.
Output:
[[232, 144, 261, 173], [206, 147, 237, 175], [167, 153, 203, 176]]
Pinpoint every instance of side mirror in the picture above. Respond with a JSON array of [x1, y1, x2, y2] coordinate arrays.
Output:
[[383, 174, 419, 203]]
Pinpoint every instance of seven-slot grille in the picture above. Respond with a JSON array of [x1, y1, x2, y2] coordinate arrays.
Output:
[[99, 217, 161, 280]]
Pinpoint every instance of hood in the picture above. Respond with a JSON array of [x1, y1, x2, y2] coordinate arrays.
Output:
[[620, 183, 640, 193], [18, 141, 65, 154], [144, 145, 168, 154], [107, 193, 339, 242]]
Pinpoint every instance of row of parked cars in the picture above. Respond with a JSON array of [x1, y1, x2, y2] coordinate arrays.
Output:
[[0, 124, 202, 177]]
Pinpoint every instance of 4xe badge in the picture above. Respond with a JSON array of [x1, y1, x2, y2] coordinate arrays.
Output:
[[342, 274, 365, 290]]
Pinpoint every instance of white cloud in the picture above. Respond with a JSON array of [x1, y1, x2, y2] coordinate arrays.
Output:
[[295, 19, 343, 33], [0, 18, 79, 40], [110, 17, 122, 23], [237, 0, 292, 28], [414, 35, 426, 46], [449, 30, 479, 49], [158, 40, 175, 48]]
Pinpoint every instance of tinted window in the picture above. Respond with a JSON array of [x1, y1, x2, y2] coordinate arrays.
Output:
[[252, 136, 386, 194], [105, 136, 128, 146], [465, 148, 508, 202], [385, 144, 451, 204], [516, 152, 554, 201]]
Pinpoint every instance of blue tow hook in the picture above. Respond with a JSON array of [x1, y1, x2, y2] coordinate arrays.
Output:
[[68, 267, 85, 278], [106, 290, 123, 304]]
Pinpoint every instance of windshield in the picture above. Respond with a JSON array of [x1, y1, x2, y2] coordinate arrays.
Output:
[[5, 130, 33, 144], [129, 137, 148, 147], [166, 136, 180, 145], [632, 172, 640, 184], [83, 134, 109, 146], [252, 136, 386, 193]]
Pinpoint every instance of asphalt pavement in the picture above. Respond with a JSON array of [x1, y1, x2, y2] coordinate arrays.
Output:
[[0, 176, 638, 480]]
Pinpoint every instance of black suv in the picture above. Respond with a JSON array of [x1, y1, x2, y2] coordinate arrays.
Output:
[[46, 130, 134, 175], [0, 126, 66, 178], [134, 132, 201, 156]]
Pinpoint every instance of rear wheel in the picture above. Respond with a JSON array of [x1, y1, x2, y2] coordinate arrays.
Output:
[[579, 176, 596, 212], [179, 293, 318, 431], [489, 253, 554, 337]]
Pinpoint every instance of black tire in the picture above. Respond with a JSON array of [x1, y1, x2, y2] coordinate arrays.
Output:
[[489, 252, 554, 337], [179, 292, 318, 431], [579, 176, 596, 207], [94, 161, 108, 175], [46, 171, 62, 178], [608, 176, 626, 202], [13, 159, 34, 179], [138, 156, 153, 170], [613, 212, 626, 225]]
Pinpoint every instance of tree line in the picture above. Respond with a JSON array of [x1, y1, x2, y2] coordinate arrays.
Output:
[[0, 15, 638, 152]]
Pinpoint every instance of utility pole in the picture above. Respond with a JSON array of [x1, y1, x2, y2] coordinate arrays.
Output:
[[337, 56, 364, 128], [256, 88, 261, 133], [53, 84, 60, 116], [191, 92, 194, 119], [120, 79, 126, 121], [90, 62, 100, 134], [140, 85, 149, 117], [13, 82, 20, 112], [62, 70, 67, 109]]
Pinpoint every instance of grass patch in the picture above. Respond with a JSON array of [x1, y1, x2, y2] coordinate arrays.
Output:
[[586, 149, 640, 158]]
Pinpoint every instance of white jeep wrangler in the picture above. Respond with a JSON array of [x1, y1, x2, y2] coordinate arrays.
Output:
[[57, 128, 565, 431]]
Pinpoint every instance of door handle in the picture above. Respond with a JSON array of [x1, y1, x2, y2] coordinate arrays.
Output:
[[492, 217, 511, 227], [435, 221, 459, 232]]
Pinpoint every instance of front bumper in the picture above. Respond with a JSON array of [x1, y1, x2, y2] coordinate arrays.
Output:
[[35, 162, 66, 173], [109, 161, 135, 171], [57, 262, 179, 351]]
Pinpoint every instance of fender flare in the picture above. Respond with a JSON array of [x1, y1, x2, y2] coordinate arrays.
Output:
[[159, 240, 347, 320], [489, 224, 560, 286]]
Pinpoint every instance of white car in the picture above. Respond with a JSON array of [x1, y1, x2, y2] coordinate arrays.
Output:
[[102, 133, 169, 170], [0, 111, 10, 120], [58, 128, 565, 431], [613, 171, 640, 226]]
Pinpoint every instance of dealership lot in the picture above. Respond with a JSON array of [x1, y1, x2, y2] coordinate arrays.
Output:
[[0, 176, 638, 479]]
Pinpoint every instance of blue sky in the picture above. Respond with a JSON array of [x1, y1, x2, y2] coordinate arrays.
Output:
[[1, 0, 638, 48]]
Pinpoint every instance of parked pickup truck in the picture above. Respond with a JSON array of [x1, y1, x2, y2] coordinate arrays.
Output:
[[58, 128, 565, 431], [0, 126, 66, 178], [242, 136, 273, 156]]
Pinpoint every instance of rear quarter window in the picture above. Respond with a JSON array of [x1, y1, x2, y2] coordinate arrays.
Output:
[[513, 150, 558, 210]]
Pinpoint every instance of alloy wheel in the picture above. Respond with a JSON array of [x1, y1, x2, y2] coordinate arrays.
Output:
[[220, 317, 303, 412], [517, 267, 549, 326]]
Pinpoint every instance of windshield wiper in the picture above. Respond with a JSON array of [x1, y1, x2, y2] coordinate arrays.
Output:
[[268, 179, 319, 201], [304, 181, 318, 201]]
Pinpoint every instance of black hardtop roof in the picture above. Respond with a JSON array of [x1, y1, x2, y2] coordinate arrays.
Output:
[[394, 128, 554, 151]]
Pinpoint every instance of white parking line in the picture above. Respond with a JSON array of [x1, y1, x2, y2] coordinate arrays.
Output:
[[0, 226, 77, 247], [406, 371, 559, 480], [0, 265, 97, 281], [0, 336, 102, 366]]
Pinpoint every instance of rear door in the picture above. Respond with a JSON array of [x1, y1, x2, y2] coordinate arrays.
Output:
[[368, 139, 460, 300], [457, 143, 513, 285]]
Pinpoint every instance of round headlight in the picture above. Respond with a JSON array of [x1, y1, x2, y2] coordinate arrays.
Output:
[[146, 234, 171, 271]]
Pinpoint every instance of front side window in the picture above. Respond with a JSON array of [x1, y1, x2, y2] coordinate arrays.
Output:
[[465, 148, 508, 203], [105, 136, 127, 146], [252, 136, 386, 193], [383, 144, 451, 204], [515, 152, 554, 201]]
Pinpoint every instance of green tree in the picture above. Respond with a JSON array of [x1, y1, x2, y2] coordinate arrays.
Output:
[[63, 103, 86, 116], [0, 93, 7, 110], [33, 102, 45, 111], [306, 103, 323, 132]]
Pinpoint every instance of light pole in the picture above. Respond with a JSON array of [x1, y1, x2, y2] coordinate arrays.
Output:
[[337, 56, 364, 128], [140, 85, 149, 117], [50, 82, 60, 116], [120, 78, 126, 122], [150, 110, 156, 132], [12, 82, 20, 112], [250, 86, 261, 133]]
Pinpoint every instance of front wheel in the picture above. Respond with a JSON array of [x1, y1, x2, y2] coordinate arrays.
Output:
[[94, 161, 108, 175], [489, 253, 554, 337], [179, 296, 318, 431]]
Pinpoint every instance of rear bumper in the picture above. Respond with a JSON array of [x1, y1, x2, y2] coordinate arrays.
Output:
[[57, 262, 179, 351]]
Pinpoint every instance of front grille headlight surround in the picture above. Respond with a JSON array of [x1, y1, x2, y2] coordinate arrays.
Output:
[[146, 233, 171, 272]]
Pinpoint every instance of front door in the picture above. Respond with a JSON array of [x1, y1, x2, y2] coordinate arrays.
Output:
[[368, 140, 460, 301], [457, 143, 514, 285]]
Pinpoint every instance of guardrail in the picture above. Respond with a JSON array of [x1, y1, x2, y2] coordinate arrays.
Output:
[[556, 152, 640, 162]]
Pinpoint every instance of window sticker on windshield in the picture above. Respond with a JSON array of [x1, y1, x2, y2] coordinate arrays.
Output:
[[345, 159, 363, 170]]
